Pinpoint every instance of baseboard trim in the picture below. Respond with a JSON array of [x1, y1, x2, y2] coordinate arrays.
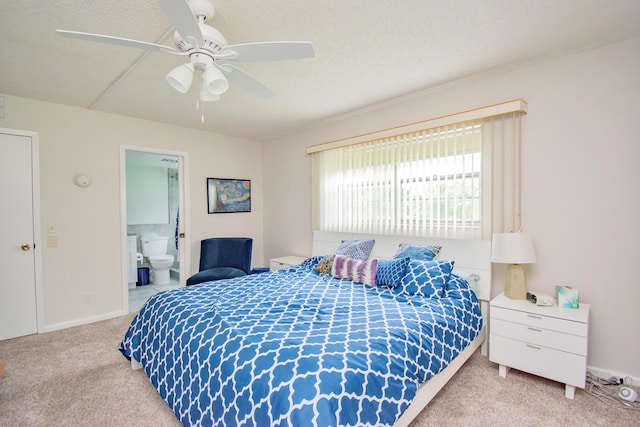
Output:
[[588, 365, 640, 387], [43, 310, 128, 333]]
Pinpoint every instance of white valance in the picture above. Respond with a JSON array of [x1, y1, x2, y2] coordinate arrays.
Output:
[[307, 99, 527, 154]]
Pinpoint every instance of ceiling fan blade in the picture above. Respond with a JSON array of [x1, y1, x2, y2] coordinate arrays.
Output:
[[217, 64, 275, 98], [157, 0, 204, 46], [219, 41, 315, 62], [56, 30, 181, 54]]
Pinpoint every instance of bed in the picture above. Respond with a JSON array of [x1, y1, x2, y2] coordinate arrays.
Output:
[[119, 231, 491, 426]]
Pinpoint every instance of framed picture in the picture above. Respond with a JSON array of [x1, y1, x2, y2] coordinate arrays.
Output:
[[207, 178, 251, 214]]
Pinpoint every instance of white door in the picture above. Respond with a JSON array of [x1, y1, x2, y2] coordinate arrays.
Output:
[[0, 131, 39, 340]]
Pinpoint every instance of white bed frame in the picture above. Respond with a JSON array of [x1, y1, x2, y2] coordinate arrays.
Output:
[[312, 231, 492, 426]]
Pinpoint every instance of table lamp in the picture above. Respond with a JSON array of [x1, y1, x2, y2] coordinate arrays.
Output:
[[491, 232, 537, 299]]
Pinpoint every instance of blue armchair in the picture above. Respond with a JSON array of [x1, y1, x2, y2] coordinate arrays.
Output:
[[186, 237, 253, 286]]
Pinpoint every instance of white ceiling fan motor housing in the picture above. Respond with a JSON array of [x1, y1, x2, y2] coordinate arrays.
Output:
[[174, 24, 227, 54]]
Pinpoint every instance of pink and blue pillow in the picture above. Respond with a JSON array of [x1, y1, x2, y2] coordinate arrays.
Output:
[[331, 255, 378, 287], [395, 259, 455, 298]]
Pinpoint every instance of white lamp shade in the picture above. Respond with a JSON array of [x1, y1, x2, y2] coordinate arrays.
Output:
[[166, 63, 195, 94], [491, 232, 536, 264], [203, 65, 229, 95], [199, 81, 220, 102]]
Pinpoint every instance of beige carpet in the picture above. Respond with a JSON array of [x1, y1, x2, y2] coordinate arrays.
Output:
[[0, 314, 638, 426]]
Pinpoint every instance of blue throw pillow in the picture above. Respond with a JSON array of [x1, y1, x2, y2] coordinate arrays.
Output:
[[397, 259, 455, 298], [376, 257, 410, 288], [334, 239, 375, 260], [394, 244, 441, 261]]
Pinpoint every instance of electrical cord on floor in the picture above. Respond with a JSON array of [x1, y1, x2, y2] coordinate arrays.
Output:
[[585, 372, 640, 410]]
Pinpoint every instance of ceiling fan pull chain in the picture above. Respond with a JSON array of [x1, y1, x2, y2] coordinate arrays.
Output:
[[198, 99, 205, 123]]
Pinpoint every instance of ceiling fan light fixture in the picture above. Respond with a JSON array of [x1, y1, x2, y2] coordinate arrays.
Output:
[[204, 65, 229, 95], [199, 80, 220, 102], [166, 63, 195, 94], [57, 0, 315, 103]]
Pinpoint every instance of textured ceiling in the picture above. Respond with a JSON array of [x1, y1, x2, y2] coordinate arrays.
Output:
[[1, 0, 640, 141]]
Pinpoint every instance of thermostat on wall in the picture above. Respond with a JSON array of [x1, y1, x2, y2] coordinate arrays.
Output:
[[73, 173, 92, 187]]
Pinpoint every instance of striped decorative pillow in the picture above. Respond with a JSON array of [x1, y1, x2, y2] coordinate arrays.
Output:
[[331, 255, 378, 287]]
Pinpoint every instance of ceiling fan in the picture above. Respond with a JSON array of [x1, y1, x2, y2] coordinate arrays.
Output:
[[56, 0, 315, 102]]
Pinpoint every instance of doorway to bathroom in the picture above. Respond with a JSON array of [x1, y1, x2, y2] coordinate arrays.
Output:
[[120, 146, 190, 312]]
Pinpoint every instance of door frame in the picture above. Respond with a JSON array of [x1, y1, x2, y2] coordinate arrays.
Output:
[[0, 127, 44, 333], [119, 145, 190, 310]]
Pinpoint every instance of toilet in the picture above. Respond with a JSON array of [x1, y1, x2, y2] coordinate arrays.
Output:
[[141, 235, 174, 285]]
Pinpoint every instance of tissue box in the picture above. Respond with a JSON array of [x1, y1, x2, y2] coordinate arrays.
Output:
[[556, 285, 579, 308]]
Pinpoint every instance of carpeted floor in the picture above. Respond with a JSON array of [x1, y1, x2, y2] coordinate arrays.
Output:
[[0, 314, 638, 426]]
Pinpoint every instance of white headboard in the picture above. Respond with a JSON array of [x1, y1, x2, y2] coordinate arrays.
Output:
[[312, 230, 492, 303]]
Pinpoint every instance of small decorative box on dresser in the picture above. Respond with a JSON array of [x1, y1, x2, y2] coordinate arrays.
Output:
[[489, 293, 590, 399], [269, 256, 307, 271]]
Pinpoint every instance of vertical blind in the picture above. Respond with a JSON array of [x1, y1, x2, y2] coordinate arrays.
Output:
[[310, 102, 525, 240]]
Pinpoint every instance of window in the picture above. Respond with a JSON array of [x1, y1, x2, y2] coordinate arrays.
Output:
[[315, 122, 483, 239], [309, 100, 527, 239]]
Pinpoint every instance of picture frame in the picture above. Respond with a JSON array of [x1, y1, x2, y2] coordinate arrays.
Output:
[[207, 178, 251, 214]]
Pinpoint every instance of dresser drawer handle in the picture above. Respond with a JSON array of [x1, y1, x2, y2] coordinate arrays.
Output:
[[527, 327, 542, 332], [526, 344, 542, 350], [527, 314, 543, 320]]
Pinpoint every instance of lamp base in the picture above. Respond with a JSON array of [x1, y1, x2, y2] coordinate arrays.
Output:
[[504, 264, 527, 299]]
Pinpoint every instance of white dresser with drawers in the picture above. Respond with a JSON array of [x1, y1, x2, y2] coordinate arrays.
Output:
[[489, 293, 590, 399]]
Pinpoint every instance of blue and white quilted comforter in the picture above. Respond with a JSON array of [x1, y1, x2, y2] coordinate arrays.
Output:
[[119, 261, 483, 426]]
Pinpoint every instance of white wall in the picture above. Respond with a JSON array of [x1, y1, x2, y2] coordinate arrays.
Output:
[[263, 37, 640, 379], [0, 96, 264, 328]]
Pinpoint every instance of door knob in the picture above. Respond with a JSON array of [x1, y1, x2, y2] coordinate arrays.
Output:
[[21, 244, 31, 251]]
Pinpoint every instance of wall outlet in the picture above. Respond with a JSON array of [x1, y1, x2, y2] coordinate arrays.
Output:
[[83, 294, 92, 304], [0, 96, 4, 118]]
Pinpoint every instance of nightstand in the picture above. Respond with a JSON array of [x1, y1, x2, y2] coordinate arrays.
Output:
[[489, 293, 589, 399], [269, 256, 307, 271]]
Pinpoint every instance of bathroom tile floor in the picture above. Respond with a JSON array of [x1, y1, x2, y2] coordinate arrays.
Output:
[[129, 280, 181, 312]]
